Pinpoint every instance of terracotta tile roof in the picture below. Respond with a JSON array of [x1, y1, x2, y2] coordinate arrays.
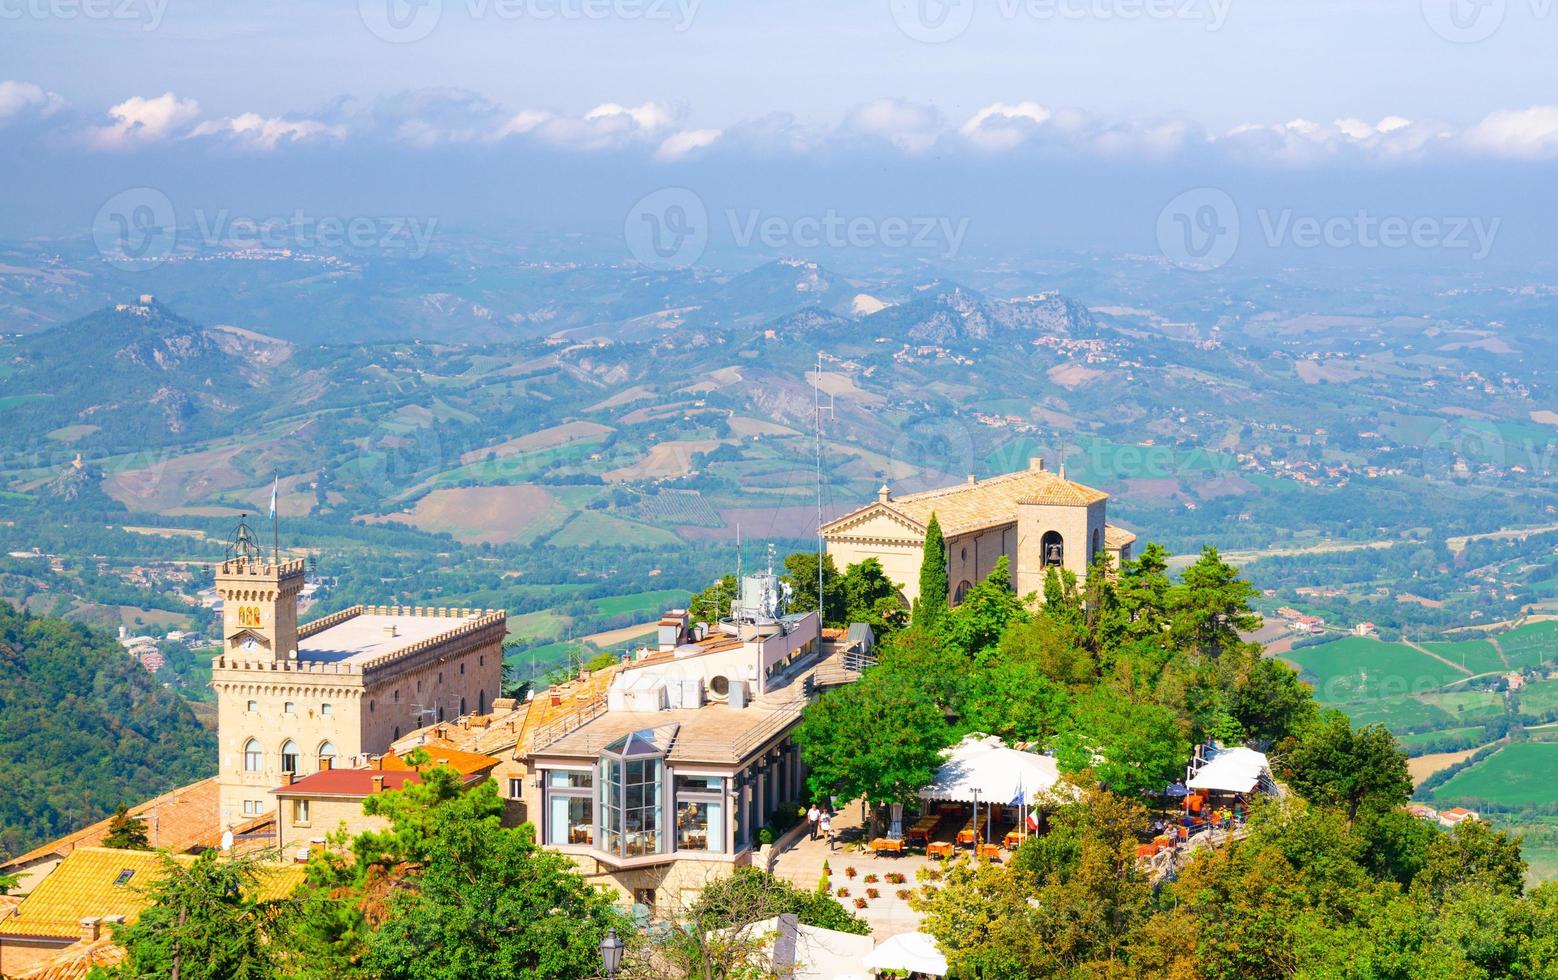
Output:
[[2, 779, 222, 872], [273, 770, 423, 799], [1104, 524, 1138, 549], [0, 848, 304, 940], [10, 937, 125, 980], [379, 743, 501, 776], [824, 464, 1109, 539]]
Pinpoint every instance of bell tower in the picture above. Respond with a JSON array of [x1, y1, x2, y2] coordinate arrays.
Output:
[[214, 516, 304, 663]]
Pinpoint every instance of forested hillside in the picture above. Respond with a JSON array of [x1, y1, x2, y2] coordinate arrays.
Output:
[[0, 601, 215, 857]]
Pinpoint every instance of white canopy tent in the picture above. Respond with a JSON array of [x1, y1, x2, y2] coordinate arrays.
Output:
[[919, 734, 1072, 807], [864, 931, 948, 976], [1186, 746, 1274, 795]]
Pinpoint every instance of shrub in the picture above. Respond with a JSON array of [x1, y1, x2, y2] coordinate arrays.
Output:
[[845, 866, 858, 878], [853, 898, 868, 909], [837, 887, 849, 897], [884, 872, 906, 884], [758, 827, 775, 846], [896, 888, 914, 900], [866, 888, 880, 899], [863, 873, 879, 884]]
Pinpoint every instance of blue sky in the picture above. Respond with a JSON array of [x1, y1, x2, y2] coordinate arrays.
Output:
[[3, 0, 1557, 266]]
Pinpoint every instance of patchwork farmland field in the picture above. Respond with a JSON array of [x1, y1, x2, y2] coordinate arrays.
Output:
[[1430, 743, 1558, 807]]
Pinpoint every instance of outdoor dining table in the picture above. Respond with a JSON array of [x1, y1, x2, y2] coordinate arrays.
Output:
[[956, 814, 987, 846], [870, 837, 906, 856], [1004, 830, 1026, 849], [926, 841, 954, 860], [978, 842, 1002, 861]]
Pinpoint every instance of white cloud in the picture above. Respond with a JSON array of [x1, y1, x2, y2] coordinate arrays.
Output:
[[1216, 115, 1452, 166], [585, 102, 672, 132], [0, 80, 65, 123], [189, 112, 345, 150], [840, 98, 942, 154], [960, 101, 1052, 151], [1463, 106, 1558, 160], [86, 92, 200, 149], [655, 128, 721, 161]]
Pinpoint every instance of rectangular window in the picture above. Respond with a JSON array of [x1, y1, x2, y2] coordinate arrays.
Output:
[[549, 792, 594, 846], [243, 800, 255, 815], [321, 703, 333, 716], [283, 701, 295, 714], [246, 700, 257, 712], [293, 799, 310, 824], [675, 799, 724, 853], [548, 770, 593, 789], [508, 778, 523, 799]]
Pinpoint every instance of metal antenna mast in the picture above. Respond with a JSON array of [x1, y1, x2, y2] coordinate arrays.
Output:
[[814, 351, 825, 622]]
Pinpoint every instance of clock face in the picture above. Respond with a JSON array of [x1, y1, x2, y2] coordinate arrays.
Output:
[[242, 636, 259, 652]]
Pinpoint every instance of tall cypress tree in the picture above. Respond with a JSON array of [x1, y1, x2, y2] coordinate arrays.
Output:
[[913, 512, 949, 627]]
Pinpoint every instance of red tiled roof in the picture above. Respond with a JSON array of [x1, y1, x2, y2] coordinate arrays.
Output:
[[273, 770, 422, 798]]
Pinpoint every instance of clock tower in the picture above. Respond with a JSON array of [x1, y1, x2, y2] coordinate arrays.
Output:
[[214, 517, 304, 663]]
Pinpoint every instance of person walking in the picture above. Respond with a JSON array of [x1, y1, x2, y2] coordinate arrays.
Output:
[[820, 810, 834, 852], [807, 803, 820, 841]]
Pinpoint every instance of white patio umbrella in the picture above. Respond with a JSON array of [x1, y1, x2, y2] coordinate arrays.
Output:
[[864, 931, 949, 976]]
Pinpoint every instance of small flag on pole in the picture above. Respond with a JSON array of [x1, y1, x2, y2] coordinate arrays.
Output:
[[268, 474, 278, 519]]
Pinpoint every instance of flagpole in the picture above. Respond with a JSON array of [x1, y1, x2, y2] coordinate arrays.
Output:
[[270, 472, 279, 564]]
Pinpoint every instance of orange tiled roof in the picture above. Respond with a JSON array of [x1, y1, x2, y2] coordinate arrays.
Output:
[[380, 743, 501, 776], [2, 778, 222, 872], [0, 848, 306, 940], [11, 937, 125, 980], [824, 464, 1109, 539]]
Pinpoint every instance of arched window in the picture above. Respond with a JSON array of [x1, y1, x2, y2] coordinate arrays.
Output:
[[393, 726, 401, 740], [460, 696, 467, 716], [1041, 531, 1064, 568], [479, 690, 487, 714], [280, 740, 300, 774], [317, 741, 337, 767], [243, 739, 262, 772], [1092, 528, 1101, 559], [953, 580, 972, 603]]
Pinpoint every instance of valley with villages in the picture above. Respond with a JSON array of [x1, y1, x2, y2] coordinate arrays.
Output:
[[3, 327, 1558, 976]]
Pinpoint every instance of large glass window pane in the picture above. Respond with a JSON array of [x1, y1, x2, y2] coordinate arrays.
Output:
[[549, 769, 592, 789], [676, 800, 723, 853], [549, 793, 593, 846]]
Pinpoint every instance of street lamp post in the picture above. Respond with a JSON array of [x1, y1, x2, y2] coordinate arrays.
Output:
[[599, 927, 624, 978]]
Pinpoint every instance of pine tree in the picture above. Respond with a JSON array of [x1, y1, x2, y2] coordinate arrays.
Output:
[[102, 804, 151, 850], [913, 512, 949, 627]]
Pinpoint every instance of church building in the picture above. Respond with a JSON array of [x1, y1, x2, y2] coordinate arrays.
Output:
[[821, 457, 1136, 606], [210, 520, 506, 829]]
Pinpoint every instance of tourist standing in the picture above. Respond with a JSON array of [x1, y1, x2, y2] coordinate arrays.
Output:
[[820, 810, 834, 851]]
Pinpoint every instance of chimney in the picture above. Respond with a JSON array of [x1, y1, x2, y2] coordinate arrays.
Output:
[[1059, 463, 1066, 479], [1029, 457, 1045, 472], [966, 473, 976, 485], [371, 775, 385, 794], [281, 772, 295, 786], [372, 755, 383, 771], [319, 757, 332, 771], [80, 917, 102, 942], [383, 624, 399, 638], [877, 484, 891, 503]]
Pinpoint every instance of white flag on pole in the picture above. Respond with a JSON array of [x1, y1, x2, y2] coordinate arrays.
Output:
[[268, 474, 278, 519]]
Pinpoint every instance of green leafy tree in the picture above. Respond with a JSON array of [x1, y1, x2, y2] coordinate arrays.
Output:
[[782, 551, 844, 623], [688, 867, 867, 935], [960, 658, 1070, 744], [912, 513, 948, 628], [102, 804, 151, 850], [1414, 818, 1528, 903], [360, 814, 623, 980], [1054, 687, 1187, 798], [1227, 653, 1317, 747], [1279, 710, 1411, 821], [940, 556, 1029, 663], [688, 574, 737, 624], [103, 852, 279, 980], [1167, 546, 1262, 658], [838, 557, 907, 634], [795, 669, 951, 808]]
